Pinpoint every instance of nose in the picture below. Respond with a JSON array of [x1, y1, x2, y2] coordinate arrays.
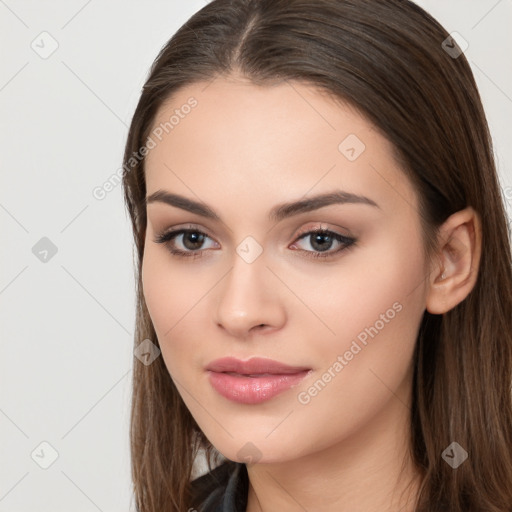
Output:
[[214, 251, 287, 340]]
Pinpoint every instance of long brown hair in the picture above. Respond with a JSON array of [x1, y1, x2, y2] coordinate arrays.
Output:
[[121, 1, 512, 510]]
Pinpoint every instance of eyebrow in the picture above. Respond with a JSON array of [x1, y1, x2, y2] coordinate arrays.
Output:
[[145, 189, 380, 222]]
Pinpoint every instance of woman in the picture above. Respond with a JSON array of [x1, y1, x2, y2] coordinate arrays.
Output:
[[121, 0, 512, 510]]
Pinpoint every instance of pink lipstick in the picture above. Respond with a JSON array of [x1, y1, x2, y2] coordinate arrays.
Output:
[[206, 357, 311, 404]]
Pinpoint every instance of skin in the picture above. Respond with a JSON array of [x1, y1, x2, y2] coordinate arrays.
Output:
[[141, 74, 481, 511]]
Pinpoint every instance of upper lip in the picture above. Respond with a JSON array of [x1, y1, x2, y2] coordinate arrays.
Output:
[[206, 357, 311, 375]]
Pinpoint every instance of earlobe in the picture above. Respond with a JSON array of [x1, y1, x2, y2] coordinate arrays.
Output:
[[425, 207, 482, 315]]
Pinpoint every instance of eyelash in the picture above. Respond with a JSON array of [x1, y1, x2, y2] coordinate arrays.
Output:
[[153, 225, 357, 261]]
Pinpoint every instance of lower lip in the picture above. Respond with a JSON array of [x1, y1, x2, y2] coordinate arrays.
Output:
[[207, 370, 310, 404]]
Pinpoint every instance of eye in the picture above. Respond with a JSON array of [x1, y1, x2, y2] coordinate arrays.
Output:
[[153, 225, 357, 260], [153, 227, 218, 259], [290, 228, 356, 259]]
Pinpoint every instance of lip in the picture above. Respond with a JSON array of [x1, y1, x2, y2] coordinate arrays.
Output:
[[206, 357, 312, 404]]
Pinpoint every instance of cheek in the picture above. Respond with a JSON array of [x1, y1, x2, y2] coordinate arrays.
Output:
[[292, 226, 426, 370], [141, 244, 212, 373], [141, 246, 182, 341], [142, 241, 198, 328], [285, 233, 425, 443], [141, 248, 173, 331]]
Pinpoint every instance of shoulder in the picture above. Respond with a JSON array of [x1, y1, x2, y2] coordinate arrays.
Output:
[[189, 460, 248, 512]]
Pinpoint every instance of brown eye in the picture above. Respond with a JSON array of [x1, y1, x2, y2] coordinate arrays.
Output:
[[291, 229, 356, 259], [154, 228, 218, 258], [181, 231, 206, 250]]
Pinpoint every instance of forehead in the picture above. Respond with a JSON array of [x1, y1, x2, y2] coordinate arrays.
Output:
[[144, 77, 418, 217]]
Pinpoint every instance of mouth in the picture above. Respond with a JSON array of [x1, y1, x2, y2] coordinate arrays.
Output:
[[205, 357, 312, 404], [205, 356, 311, 375], [223, 372, 289, 377]]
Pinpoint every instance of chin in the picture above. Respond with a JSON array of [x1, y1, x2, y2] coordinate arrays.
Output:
[[208, 435, 302, 466]]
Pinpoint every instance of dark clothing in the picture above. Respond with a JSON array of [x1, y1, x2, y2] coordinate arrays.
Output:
[[190, 461, 249, 512]]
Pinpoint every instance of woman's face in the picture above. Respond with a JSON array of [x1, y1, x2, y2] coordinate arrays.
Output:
[[142, 76, 430, 464]]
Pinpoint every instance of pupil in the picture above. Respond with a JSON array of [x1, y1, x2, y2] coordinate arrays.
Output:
[[184, 232, 204, 250], [311, 233, 332, 252]]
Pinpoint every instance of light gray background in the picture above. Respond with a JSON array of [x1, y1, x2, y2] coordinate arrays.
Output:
[[1, 1, 511, 511]]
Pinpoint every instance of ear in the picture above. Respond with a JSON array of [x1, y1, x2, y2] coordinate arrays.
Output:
[[425, 206, 482, 315]]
